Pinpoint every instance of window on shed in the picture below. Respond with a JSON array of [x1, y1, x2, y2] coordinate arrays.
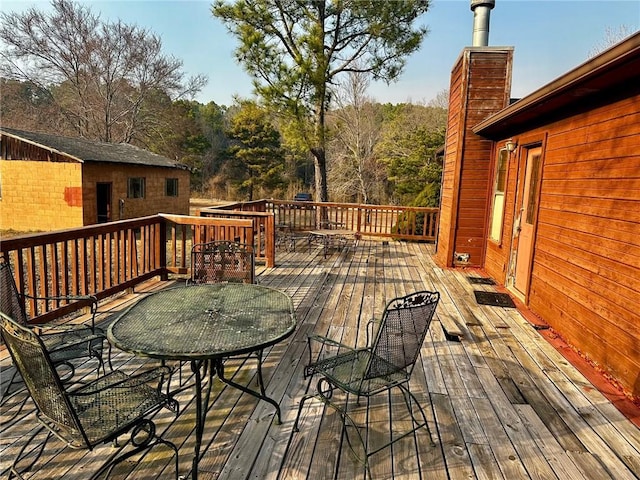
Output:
[[165, 178, 179, 197], [127, 177, 146, 199], [489, 149, 508, 242]]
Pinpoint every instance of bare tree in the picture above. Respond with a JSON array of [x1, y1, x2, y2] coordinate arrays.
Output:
[[428, 88, 449, 110], [327, 70, 386, 204], [588, 25, 635, 58], [0, 0, 206, 143]]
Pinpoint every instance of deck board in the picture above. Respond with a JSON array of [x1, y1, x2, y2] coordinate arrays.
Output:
[[2, 240, 639, 480]]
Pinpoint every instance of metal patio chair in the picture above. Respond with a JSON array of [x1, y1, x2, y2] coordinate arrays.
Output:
[[294, 290, 440, 477], [0, 312, 180, 480], [187, 240, 271, 393], [0, 259, 107, 407], [189, 240, 255, 285]]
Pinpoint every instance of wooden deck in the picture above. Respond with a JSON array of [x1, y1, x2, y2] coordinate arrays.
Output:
[[2, 239, 639, 479]]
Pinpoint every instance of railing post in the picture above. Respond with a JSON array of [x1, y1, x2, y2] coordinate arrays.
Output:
[[159, 216, 168, 281], [264, 214, 276, 268]]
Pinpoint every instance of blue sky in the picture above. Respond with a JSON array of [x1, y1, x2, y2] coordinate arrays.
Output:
[[3, 0, 639, 106]]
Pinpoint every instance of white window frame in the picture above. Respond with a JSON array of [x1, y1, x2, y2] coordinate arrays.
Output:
[[489, 149, 508, 243]]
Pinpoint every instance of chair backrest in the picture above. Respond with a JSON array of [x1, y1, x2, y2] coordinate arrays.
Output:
[[367, 290, 439, 379], [0, 260, 29, 325], [0, 311, 89, 447], [190, 241, 255, 284]]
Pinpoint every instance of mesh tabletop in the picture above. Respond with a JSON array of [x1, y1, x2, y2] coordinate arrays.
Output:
[[107, 284, 295, 361]]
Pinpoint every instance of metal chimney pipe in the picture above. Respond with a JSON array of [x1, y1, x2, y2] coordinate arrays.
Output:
[[470, 0, 495, 47]]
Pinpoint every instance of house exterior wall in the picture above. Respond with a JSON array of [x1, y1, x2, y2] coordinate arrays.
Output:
[[435, 47, 513, 268], [434, 54, 464, 268], [0, 159, 84, 231], [484, 91, 640, 397], [82, 163, 190, 224]]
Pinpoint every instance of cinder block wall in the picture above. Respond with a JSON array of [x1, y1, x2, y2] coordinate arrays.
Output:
[[82, 163, 190, 224], [0, 160, 84, 231]]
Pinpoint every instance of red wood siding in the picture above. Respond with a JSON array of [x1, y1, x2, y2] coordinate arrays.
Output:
[[435, 48, 513, 267], [434, 56, 464, 267], [484, 94, 640, 396]]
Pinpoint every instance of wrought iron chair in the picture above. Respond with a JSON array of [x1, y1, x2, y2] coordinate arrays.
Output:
[[0, 312, 180, 480], [293, 290, 440, 477], [187, 240, 270, 393], [189, 240, 255, 284], [0, 259, 107, 407]]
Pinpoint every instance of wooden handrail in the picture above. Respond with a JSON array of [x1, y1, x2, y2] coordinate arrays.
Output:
[[0, 200, 437, 324], [267, 200, 439, 241], [0, 214, 257, 323], [196, 208, 276, 267]]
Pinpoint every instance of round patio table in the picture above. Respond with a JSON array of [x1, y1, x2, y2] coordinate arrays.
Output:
[[107, 283, 296, 480]]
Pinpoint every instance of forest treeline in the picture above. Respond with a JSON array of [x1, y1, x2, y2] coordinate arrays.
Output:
[[1, 76, 447, 207], [0, 0, 447, 208]]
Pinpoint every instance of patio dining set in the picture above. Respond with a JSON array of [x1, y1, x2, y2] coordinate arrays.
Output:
[[275, 221, 359, 258], [0, 245, 440, 480]]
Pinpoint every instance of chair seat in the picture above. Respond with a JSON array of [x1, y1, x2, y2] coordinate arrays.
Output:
[[308, 349, 410, 396], [1, 312, 179, 479], [62, 370, 171, 447], [42, 327, 104, 363]]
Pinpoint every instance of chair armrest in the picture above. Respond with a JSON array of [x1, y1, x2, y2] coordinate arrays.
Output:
[[24, 293, 98, 331], [308, 334, 355, 351], [306, 333, 356, 371], [365, 318, 382, 346]]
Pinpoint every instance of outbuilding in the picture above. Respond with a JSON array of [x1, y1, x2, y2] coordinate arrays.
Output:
[[0, 127, 190, 231]]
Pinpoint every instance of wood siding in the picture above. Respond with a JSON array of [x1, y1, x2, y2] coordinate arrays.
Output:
[[0, 160, 85, 231], [0, 135, 190, 230], [436, 48, 513, 267], [434, 54, 464, 267], [484, 93, 640, 397], [82, 163, 190, 224]]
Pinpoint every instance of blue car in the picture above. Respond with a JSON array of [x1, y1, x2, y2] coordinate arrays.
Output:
[[294, 193, 312, 202]]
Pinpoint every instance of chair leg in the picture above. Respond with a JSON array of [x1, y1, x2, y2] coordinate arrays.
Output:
[[398, 384, 435, 446], [294, 381, 371, 477], [91, 419, 180, 480], [8, 426, 51, 479], [294, 375, 340, 431], [293, 392, 315, 432], [294, 381, 435, 479]]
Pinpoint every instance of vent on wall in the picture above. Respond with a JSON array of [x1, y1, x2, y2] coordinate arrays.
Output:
[[454, 252, 470, 263]]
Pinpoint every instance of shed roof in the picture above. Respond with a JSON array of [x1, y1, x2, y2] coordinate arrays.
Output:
[[0, 127, 188, 170], [473, 31, 640, 139]]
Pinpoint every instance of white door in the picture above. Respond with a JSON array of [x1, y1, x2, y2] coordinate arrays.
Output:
[[513, 147, 542, 296]]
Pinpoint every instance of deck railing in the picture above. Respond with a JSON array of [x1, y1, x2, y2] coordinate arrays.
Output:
[[197, 202, 275, 267], [268, 200, 438, 241], [199, 199, 439, 241], [1, 200, 438, 323], [0, 214, 255, 324]]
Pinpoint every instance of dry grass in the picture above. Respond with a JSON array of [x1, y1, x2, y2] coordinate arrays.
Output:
[[0, 229, 41, 239]]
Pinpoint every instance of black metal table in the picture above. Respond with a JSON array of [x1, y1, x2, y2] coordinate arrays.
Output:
[[107, 283, 296, 480], [307, 229, 357, 258]]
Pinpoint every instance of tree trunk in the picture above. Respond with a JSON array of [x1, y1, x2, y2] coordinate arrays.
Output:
[[312, 88, 329, 203], [311, 147, 328, 202]]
